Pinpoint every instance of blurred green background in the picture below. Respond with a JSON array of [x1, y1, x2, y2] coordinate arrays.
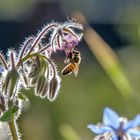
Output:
[[1, 0, 140, 140]]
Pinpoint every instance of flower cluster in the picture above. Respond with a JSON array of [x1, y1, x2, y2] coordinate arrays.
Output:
[[87, 107, 140, 140], [0, 20, 83, 139]]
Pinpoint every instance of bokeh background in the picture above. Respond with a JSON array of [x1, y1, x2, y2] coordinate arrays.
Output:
[[1, 0, 140, 140]]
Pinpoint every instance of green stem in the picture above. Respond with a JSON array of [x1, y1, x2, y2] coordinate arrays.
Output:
[[9, 119, 19, 140], [16, 44, 51, 68], [16, 52, 56, 77], [16, 52, 38, 68]]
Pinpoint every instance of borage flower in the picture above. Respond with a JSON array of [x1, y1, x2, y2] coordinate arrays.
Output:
[[50, 20, 83, 56], [0, 67, 4, 73], [18, 20, 83, 101], [0, 19, 83, 140], [87, 107, 140, 140]]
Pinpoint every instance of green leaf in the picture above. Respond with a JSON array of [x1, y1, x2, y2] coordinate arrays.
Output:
[[12, 105, 19, 114], [18, 92, 28, 101], [0, 105, 19, 122]]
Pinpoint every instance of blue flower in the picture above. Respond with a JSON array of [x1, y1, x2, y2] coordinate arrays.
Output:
[[87, 107, 140, 140], [0, 67, 4, 73]]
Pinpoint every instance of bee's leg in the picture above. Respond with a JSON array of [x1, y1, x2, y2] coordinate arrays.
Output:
[[73, 47, 78, 51], [67, 52, 73, 58], [64, 51, 73, 63], [74, 65, 79, 77]]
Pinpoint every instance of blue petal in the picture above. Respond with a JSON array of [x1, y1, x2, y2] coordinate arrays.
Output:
[[112, 132, 119, 140], [103, 107, 120, 129], [127, 129, 140, 138], [124, 115, 140, 130], [0, 67, 4, 73], [87, 124, 113, 134]]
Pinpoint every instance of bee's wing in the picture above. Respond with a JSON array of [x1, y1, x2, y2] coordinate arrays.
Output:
[[64, 57, 70, 64], [67, 71, 73, 75], [74, 64, 79, 77]]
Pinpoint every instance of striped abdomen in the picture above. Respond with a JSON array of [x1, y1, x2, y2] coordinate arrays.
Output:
[[62, 63, 76, 75]]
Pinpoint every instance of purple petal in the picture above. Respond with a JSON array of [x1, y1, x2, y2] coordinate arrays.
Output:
[[124, 115, 140, 130], [103, 107, 120, 129], [127, 129, 140, 138], [87, 124, 113, 134]]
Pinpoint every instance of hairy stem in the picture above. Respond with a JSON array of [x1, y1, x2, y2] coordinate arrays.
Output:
[[9, 119, 19, 140], [16, 52, 56, 77], [18, 37, 34, 63], [0, 53, 8, 70], [10, 51, 15, 69], [27, 24, 58, 55], [16, 43, 51, 68], [38, 43, 51, 53], [16, 52, 38, 68]]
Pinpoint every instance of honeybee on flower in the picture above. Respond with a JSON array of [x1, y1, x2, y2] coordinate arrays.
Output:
[[0, 19, 83, 140], [0, 19, 83, 103], [49, 20, 83, 54], [47, 20, 83, 77]]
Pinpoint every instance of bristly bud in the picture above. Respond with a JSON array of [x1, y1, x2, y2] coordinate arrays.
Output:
[[42, 58, 61, 101], [28, 57, 47, 81], [47, 74, 61, 102], [30, 77, 38, 85], [2, 66, 19, 98], [35, 76, 49, 98], [0, 95, 5, 112], [28, 57, 49, 98], [39, 81, 49, 98], [35, 76, 46, 96], [20, 69, 29, 89]]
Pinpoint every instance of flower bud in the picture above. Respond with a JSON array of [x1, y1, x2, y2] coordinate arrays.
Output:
[[20, 68, 29, 88], [28, 64, 40, 78], [47, 75, 61, 101], [39, 81, 48, 98], [0, 95, 5, 112], [28, 57, 48, 86], [35, 76, 46, 96], [30, 77, 38, 86], [2, 68, 19, 97]]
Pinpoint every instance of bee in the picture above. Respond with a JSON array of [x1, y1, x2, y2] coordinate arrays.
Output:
[[62, 49, 81, 76]]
